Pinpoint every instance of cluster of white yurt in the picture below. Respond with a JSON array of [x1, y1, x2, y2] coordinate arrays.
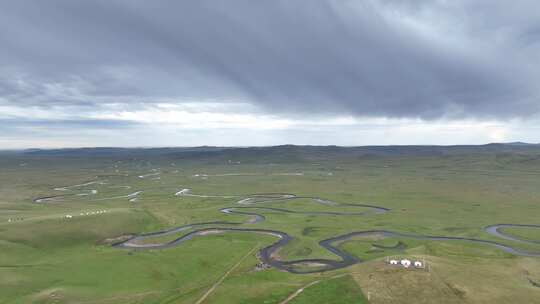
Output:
[[388, 258, 424, 269], [7, 217, 24, 223], [76, 210, 108, 217]]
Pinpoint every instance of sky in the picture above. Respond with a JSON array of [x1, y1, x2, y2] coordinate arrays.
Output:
[[1, 0, 539, 148]]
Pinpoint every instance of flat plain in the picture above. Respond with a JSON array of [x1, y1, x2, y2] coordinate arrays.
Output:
[[1, 145, 540, 303]]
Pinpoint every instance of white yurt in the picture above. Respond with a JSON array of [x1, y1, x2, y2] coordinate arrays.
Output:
[[400, 259, 411, 268]]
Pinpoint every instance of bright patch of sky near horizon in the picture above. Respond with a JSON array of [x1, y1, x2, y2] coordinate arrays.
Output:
[[1, 1, 539, 148], [2, 102, 537, 148]]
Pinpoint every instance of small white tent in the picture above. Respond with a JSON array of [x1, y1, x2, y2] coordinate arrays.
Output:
[[401, 259, 411, 268]]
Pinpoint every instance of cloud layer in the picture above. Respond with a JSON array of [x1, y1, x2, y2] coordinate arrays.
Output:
[[1, 0, 539, 147]]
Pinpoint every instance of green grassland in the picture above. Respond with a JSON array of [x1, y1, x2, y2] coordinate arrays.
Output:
[[288, 275, 367, 304], [499, 226, 540, 243], [1, 146, 540, 303]]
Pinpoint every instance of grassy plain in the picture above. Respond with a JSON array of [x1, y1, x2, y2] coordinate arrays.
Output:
[[499, 226, 540, 243], [1, 146, 540, 303]]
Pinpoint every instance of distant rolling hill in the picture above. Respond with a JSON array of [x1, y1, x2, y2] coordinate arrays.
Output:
[[8, 143, 540, 163]]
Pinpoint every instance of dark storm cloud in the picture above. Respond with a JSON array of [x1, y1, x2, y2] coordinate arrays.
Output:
[[0, 0, 539, 119]]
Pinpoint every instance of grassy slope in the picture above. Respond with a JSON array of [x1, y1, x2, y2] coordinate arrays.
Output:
[[288, 275, 368, 304]]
